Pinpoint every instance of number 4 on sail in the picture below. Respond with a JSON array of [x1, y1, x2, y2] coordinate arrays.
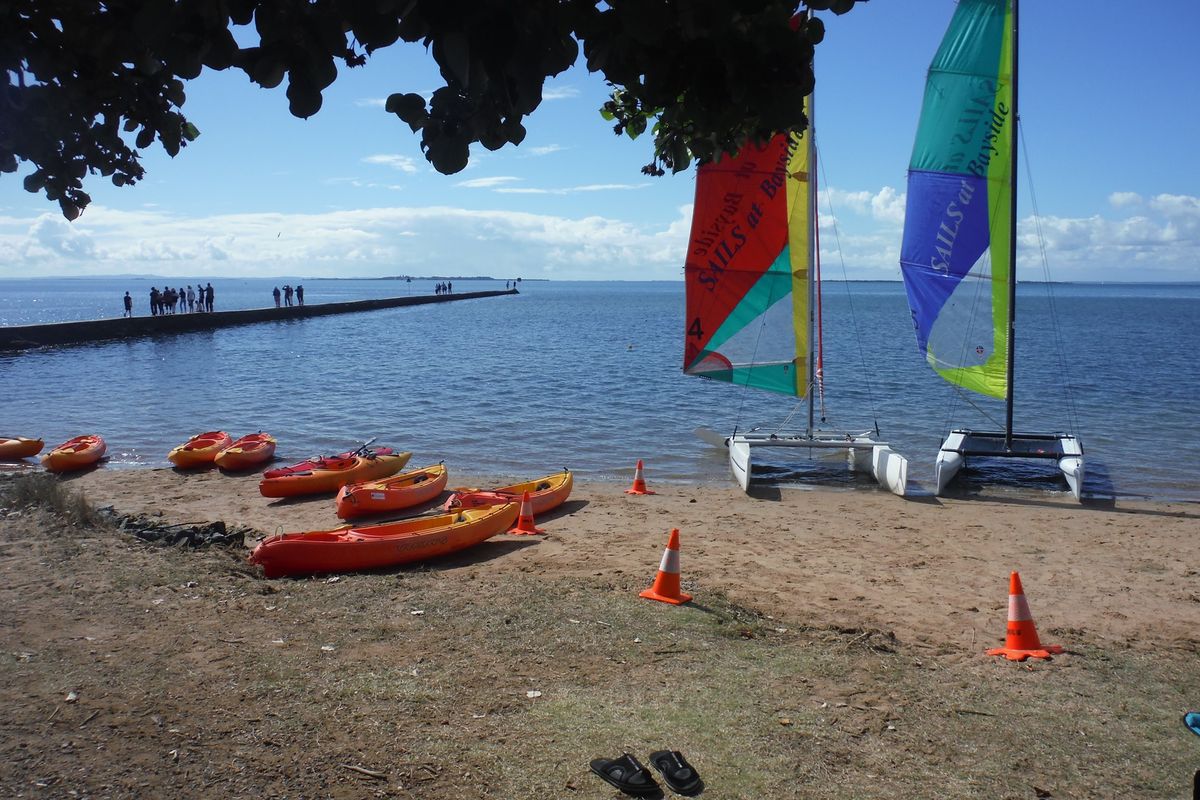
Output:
[[899, 0, 1084, 500], [684, 43, 909, 497]]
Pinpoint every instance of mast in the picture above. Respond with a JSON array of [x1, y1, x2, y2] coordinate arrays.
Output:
[[1004, 0, 1018, 447], [806, 85, 817, 437]]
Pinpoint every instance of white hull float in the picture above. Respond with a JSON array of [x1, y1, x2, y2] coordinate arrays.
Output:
[[706, 428, 908, 497], [935, 429, 1085, 501]]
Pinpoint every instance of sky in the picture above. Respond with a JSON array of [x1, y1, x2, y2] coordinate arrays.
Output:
[[1, 0, 1198, 282]]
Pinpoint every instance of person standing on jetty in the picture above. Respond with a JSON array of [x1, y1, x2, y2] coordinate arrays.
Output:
[[123, 291, 132, 317], [205, 283, 214, 312], [273, 286, 281, 307], [149, 287, 159, 316], [296, 284, 304, 305], [283, 285, 293, 307], [186, 285, 195, 311]]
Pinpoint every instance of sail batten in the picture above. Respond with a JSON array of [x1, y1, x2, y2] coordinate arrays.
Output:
[[900, 0, 1013, 400]]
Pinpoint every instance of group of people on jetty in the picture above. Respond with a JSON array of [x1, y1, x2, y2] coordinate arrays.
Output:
[[124, 283, 215, 317], [434, 281, 453, 295], [272, 285, 304, 307]]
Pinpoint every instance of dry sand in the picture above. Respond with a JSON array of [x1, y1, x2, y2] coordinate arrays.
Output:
[[61, 465, 1200, 653], [4, 463, 1200, 798]]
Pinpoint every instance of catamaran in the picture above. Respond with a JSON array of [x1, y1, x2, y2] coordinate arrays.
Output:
[[684, 68, 908, 496], [899, 0, 1084, 500]]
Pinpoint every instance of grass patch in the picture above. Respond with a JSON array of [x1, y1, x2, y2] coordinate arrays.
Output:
[[3, 471, 100, 528], [0, 486, 1196, 798]]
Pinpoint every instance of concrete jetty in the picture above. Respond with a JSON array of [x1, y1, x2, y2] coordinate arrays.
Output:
[[0, 289, 518, 352]]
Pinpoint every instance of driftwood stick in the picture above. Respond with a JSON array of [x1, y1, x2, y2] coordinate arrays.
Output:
[[340, 764, 387, 780]]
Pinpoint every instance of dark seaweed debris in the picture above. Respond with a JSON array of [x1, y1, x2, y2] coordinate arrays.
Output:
[[98, 507, 260, 548]]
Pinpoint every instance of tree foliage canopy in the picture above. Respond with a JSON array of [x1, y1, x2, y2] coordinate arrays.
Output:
[[1, 0, 861, 219]]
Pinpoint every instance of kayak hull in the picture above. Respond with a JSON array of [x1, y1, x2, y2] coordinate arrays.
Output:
[[445, 470, 573, 516], [42, 435, 106, 473], [168, 431, 234, 468], [249, 502, 519, 578], [215, 433, 277, 470], [259, 451, 412, 498], [261, 447, 395, 479], [335, 463, 449, 519], [0, 437, 44, 460]]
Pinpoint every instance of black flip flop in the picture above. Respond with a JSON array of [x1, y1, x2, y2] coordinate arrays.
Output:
[[649, 750, 704, 796], [590, 753, 660, 797]]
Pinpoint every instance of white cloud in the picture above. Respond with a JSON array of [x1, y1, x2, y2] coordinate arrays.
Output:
[[1109, 191, 1142, 208], [24, 214, 97, 260], [543, 86, 580, 100], [4, 190, 1198, 283], [821, 186, 905, 224], [355, 98, 387, 109], [362, 154, 419, 173], [869, 186, 906, 224], [495, 183, 646, 195], [0, 204, 693, 281], [526, 145, 566, 156], [456, 176, 522, 189], [822, 188, 871, 215], [1149, 193, 1200, 218]]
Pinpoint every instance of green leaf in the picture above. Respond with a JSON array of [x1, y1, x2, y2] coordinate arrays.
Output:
[[434, 32, 471, 87], [626, 115, 647, 141], [805, 17, 825, 44], [385, 92, 427, 125], [287, 80, 323, 119], [182, 122, 201, 141]]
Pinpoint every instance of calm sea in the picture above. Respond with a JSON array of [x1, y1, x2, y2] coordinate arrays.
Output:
[[2, 277, 1198, 502]]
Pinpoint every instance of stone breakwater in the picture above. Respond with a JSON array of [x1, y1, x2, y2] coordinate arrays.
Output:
[[0, 289, 518, 351]]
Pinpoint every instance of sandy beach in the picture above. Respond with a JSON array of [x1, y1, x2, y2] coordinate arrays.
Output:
[[63, 466, 1200, 652], [3, 464, 1199, 798]]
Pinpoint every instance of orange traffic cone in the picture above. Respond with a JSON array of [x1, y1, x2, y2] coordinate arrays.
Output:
[[639, 528, 692, 605], [507, 491, 544, 535], [625, 459, 656, 495], [986, 571, 1064, 661]]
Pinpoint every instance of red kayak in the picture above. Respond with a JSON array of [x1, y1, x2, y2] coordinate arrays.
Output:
[[259, 450, 411, 498], [249, 502, 519, 578], [261, 447, 395, 480]]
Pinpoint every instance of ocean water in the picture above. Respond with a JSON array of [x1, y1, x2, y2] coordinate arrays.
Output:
[[2, 277, 1198, 502]]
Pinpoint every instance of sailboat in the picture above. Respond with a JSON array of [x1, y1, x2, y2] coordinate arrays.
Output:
[[684, 82, 908, 496], [899, 0, 1084, 500]]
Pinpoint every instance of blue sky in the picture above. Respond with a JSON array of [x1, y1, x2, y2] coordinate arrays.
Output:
[[2, 0, 1197, 282]]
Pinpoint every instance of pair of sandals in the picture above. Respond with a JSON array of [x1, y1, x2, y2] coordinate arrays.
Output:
[[590, 750, 703, 797]]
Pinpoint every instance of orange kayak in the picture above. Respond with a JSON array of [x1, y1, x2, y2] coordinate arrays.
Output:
[[42, 435, 106, 473], [259, 450, 412, 498], [215, 432, 277, 470], [335, 463, 449, 519], [249, 502, 519, 578], [168, 430, 234, 468], [444, 469, 573, 516], [0, 436, 44, 460]]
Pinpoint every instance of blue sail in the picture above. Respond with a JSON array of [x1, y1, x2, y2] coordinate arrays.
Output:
[[899, 0, 1012, 400]]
